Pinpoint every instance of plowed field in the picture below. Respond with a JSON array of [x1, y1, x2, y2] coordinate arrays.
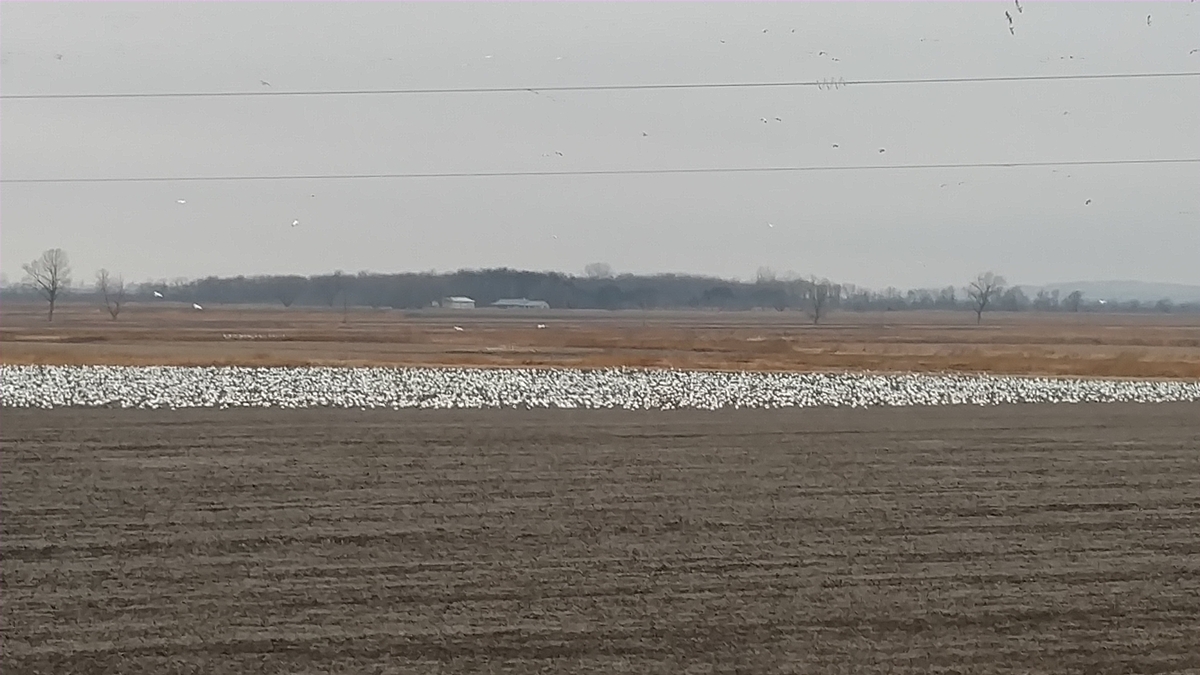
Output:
[[3, 404, 1200, 673]]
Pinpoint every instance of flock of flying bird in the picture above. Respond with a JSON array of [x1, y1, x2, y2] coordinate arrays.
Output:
[[162, 6, 1182, 244]]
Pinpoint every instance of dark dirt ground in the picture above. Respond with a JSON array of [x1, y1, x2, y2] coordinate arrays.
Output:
[[3, 404, 1200, 674]]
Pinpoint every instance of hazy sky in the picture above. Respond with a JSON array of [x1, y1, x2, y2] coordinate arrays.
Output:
[[2, 1, 1198, 289]]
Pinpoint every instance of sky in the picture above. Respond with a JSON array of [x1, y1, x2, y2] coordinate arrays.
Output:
[[2, 1, 1198, 290]]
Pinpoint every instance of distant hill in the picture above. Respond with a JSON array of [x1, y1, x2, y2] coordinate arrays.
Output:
[[1023, 281, 1200, 304]]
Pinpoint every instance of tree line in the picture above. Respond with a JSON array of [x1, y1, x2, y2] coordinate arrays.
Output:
[[9, 249, 1197, 322]]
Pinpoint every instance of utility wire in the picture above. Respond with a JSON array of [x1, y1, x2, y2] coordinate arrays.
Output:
[[3, 72, 1198, 100], [4, 158, 1198, 184]]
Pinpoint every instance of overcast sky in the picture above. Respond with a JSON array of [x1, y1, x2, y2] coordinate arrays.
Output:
[[2, 1, 1197, 289]]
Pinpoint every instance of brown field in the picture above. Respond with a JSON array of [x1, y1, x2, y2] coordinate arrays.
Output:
[[3, 404, 1200, 673], [3, 301, 1200, 377]]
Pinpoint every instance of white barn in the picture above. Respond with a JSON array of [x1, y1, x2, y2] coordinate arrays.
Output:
[[441, 296, 476, 309], [491, 298, 550, 309]]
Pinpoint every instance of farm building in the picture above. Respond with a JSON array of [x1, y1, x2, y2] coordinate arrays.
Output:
[[440, 296, 476, 309], [492, 298, 550, 309]]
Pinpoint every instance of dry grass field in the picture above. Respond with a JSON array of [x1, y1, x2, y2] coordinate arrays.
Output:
[[3, 301, 1200, 377], [3, 404, 1200, 673]]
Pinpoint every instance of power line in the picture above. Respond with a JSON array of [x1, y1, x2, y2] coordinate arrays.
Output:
[[4, 158, 1197, 184], [3, 72, 1198, 100]]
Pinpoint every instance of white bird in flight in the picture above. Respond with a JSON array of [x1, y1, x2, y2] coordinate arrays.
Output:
[[193, 303, 203, 310], [292, 220, 300, 227], [177, 199, 186, 204], [537, 324, 547, 329], [453, 326, 464, 331], [153, 291, 164, 298]]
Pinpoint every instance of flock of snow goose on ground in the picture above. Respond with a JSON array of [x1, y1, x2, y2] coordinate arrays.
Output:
[[2, 365, 1198, 410]]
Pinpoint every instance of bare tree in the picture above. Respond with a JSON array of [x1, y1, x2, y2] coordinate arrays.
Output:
[[272, 275, 307, 308], [807, 277, 832, 325], [584, 262, 614, 279], [755, 266, 777, 284], [95, 269, 127, 320], [967, 272, 1006, 324], [22, 248, 71, 322], [312, 273, 342, 308], [331, 270, 350, 323], [1064, 290, 1084, 313]]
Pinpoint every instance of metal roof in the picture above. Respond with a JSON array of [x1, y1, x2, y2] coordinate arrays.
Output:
[[492, 298, 549, 307]]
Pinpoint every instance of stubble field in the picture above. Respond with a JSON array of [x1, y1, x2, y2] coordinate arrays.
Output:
[[4, 403, 1200, 674], [3, 301, 1200, 377]]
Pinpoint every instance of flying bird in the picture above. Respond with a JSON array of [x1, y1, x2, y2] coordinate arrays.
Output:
[[775, 117, 782, 122], [55, 53, 63, 60], [768, 223, 775, 228], [260, 80, 270, 87], [292, 219, 299, 227], [537, 324, 547, 329], [555, 151, 563, 156], [761, 117, 768, 123], [176, 199, 186, 204], [193, 303, 204, 310], [1147, 14, 1152, 25], [1085, 199, 1092, 205], [1009, 26, 1015, 35], [153, 291, 164, 298], [879, 148, 886, 153], [832, 143, 839, 148], [1015, 0, 1022, 13], [453, 326, 464, 331], [1006, 10, 1013, 24], [642, 131, 649, 137]]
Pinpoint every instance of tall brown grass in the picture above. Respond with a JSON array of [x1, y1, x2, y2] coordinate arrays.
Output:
[[3, 301, 1198, 378]]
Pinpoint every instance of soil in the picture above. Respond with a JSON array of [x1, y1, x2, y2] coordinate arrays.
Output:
[[3, 404, 1200, 673]]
